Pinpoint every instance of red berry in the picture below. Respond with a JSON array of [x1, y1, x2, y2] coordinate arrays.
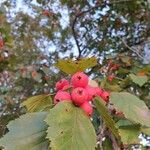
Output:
[[110, 64, 120, 71], [116, 111, 124, 118], [61, 84, 70, 91], [85, 86, 97, 101], [42, 10, 50, 16], [101, 91, 110, 102], [0, 38, 4, 49], [95, 87, 103, 97], [54, 91, 71, 105], [80, 102, 93, 116], [71, 87, 88, 106], [71, 72, 88, 88], [108, 75, 115, 82], [55, 78, 69, 91]]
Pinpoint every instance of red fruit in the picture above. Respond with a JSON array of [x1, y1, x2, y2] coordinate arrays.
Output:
[[80, 102, 93, 116], [55, 78, 69, 91], [101, 91, 110, 102], [42, 10, 50, 16], [71, 87, 88, 106], [0, 38, 4, 49], [111, 64, 120, 71], [71, 72, 88, 88], [108, 75, 115, 82], [85, 86, 97, 101], [54, 91, 71, 105], [116, 111, 124, 118], [62, 84, 70, 91], [95, 87, 103, 97]]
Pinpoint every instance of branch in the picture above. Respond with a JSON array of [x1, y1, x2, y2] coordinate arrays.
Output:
[[71, 5, 101, 58], [119, 37, 144, 59], [106, 130, 121, 150], [97, 124, 106, 150], [72, 16, 82, 58]]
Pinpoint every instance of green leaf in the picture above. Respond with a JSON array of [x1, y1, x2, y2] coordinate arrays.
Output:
[[22, 94, 53, 112], [129, 74, 148, 87], [116, 120, 141, 145], [116, 119, 134, 127], [140, 66, 150, 72], [102, 138, 113, 150], [110, 92, 150, 127], [93, 98, 120, 140], [0, 112, 49, 150], [45, 101, 97, 150], [104, 83, 122, 92], [118, 125, 140, 145], [54, 57, 97, 74]]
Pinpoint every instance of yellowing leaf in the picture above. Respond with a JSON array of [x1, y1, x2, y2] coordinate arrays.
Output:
[[45, 101, 97, 150], [54, 57, 97, 74], [22, 94, 53, 112]]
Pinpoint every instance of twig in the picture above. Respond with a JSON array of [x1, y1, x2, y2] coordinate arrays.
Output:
[[119, 37, 144, 59], [72, 15, 82, 58], [97, 124, 106, 150], [71, 5, 101, 59], [106, 130, 121, 150]]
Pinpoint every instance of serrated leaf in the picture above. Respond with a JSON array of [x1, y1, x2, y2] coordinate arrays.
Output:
[[110, 92, 150, 127], [22, 94, 53, 112], [45, 101, 97, 150], [94, 98, 120, 140], [54, 57, 97, 74], [0, 112, 49, 150], [129, 74, 148, 87]]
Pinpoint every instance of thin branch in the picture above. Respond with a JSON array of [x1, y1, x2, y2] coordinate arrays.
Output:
[[72, 16, 82, 58], [106, 131, 121, 150], [97, 124, 106, 150], [71, 5, 101, 58], [119, 37, 144, 59]]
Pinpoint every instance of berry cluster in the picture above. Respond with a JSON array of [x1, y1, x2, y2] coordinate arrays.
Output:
[[54, 72, 110, 116]]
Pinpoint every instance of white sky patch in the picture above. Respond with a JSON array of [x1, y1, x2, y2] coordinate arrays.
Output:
[[59, 7, 70, 29]]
